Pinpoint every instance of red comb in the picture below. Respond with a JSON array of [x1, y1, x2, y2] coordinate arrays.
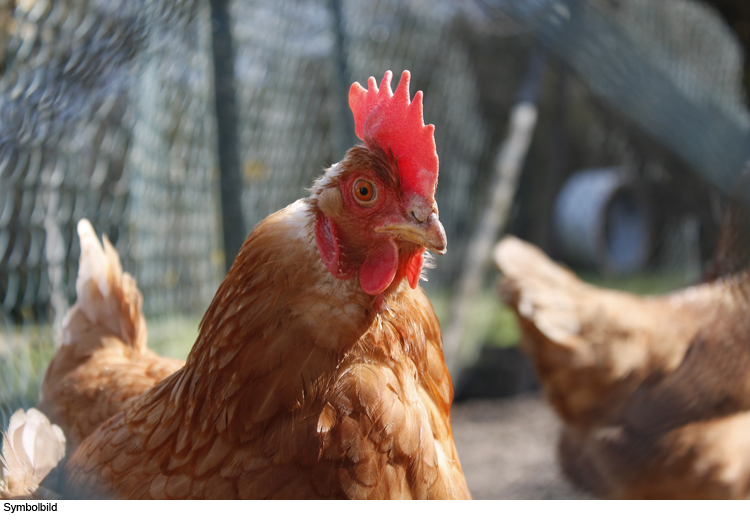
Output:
[[349, 71, 438, 199]]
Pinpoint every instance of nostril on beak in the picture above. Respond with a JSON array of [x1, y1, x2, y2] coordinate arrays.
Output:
[[409, 207, 429, 224]]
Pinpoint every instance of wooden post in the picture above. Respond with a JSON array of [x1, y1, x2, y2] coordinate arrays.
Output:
[[442, 50, 545, 372]]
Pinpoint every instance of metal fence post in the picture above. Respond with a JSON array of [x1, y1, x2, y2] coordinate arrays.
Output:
[[210, 0, 246, 272], [328, 0, 356, 159]]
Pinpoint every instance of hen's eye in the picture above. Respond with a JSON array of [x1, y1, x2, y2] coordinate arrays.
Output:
[[353, 179, 377, 205]]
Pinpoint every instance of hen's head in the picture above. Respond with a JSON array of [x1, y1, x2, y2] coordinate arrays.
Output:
[[312, 70, 446, 297]]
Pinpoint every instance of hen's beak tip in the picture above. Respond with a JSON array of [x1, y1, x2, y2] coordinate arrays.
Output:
[[376, 213, 447, 255]]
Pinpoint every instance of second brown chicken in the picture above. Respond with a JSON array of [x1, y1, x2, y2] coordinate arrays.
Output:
[[495, 203, 750, 499]]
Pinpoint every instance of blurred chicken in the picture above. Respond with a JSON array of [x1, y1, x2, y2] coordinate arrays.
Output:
[[0, 408, 65, 499], [495, 201, 750, 499], [38, 220, 183, 454], [56, 71, 469, 499]]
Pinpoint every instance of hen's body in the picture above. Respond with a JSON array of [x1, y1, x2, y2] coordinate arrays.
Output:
[[65, 200, 468, 499], [495, 229, 750, 499], [38, 221, 183, 454]]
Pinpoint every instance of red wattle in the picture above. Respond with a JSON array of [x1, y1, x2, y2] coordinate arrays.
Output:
[[405, 248, 425, 289], [359, 241, 398, 295]]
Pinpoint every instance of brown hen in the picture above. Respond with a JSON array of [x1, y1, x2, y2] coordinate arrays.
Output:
[[495, 202, 750, 499], [58, 71, 469, 499]]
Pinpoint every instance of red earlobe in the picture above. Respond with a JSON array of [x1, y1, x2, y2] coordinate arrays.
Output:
[[405, 248, 425, 289]]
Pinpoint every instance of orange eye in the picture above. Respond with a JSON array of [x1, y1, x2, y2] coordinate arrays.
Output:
[[353, 179, 377, 205]]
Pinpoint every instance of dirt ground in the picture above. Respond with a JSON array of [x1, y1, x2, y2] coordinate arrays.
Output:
[[451, 394, 591, 500]]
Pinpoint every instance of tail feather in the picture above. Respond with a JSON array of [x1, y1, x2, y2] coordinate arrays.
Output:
[[38, 221, 179, 452], [494, 236, 583, 345], [0, 408, 65, 499], [62, 219, 146, 352]]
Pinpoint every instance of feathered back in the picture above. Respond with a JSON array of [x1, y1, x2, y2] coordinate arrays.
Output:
[[65, 219, 146, 351], [349, 70, 438, 199], [0, 408, 65, 499]]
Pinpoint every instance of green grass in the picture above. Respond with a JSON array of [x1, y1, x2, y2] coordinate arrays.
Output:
[[145, 315, 202, 360], [579, 272, 691, 296], [0, 315, 201, 429], [0, 327, 57, 428]]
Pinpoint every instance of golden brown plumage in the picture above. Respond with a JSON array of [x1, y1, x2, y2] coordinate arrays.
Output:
[[495, 206, 750, 499], [64, 193, 466, 500], [37, 221, 184, 454], [55, 71, 468, 499]]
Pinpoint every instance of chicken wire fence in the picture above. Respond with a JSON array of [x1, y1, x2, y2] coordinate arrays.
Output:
[[1, 0, 748, 418], [0, 0, 503, 418]]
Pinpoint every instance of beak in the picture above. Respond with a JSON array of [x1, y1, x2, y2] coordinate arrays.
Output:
[[376, 210, 447, 255]]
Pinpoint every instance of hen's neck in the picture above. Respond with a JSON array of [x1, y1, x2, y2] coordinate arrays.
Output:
[[173, 199, 381, 426]]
